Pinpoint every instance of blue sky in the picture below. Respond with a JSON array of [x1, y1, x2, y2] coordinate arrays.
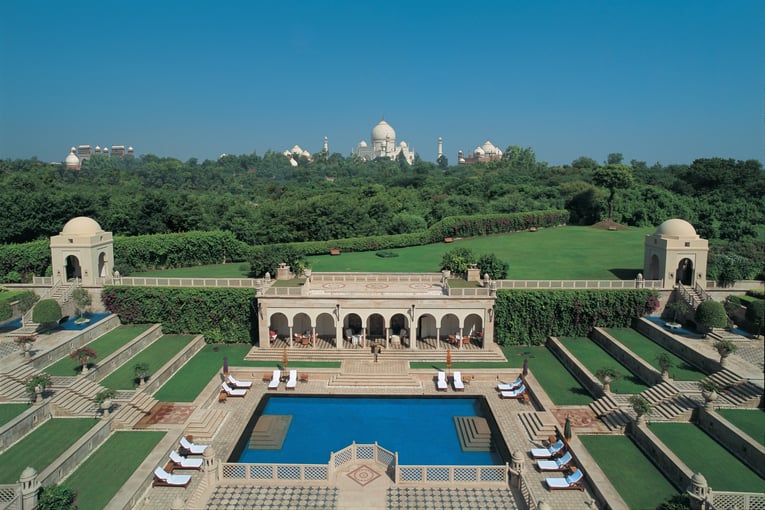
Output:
[[1, 1, 763, 165]]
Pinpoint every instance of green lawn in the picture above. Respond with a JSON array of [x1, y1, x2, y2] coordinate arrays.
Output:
[[717, 408, 765, 447], [134, 226, 652, 279], [559, 337, 649, 394], [153, 343, 339, 402], [45, 324, 153, 376], [0, 403, 30, 427], [64, 431, 165, 510], [604, 328, 706, 381], [580, 434, 678, 510], [501, 345, 594, 405], [98, 335, 195, 390], [0, 289, 25, 305], [0, 418, 98, 483], [649, 422, 765, 492]]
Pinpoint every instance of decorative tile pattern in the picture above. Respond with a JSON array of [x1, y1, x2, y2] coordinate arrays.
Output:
[[207, 486, 337, 509], [347, 464, 381, 486], [387, 487, 517, 510]]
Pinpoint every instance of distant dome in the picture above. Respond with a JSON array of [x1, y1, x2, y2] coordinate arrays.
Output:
[[358, 140, 368, 148], [289, 157, 298, 167], [371, 119, 396, 142], [302, 150, 310, 157], [474, 146, 485, 156], [482, 141, 496, 154], [61, 217, 103, 235], [399, 141, 407, 147], [65, 149, 79, 167], [655, 219, 697, 237]]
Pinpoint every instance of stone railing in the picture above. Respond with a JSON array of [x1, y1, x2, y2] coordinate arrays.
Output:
[[86, 324, 163, 384], [590, 328, 664, 386], [264, 286, 304, 297], [709, 491, 765, 510], [0, 486, 17, 510], [101, 277, 264, 290], [397, 464, 507, 484], [0, 403, 51, 454], [495, 279, 663, 290], [30, 314, 121, 370], [312, 273, 442, 283], [37, 419, 113, 487]]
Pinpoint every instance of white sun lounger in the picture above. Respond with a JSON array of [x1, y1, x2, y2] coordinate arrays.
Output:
[[497, 376, 523, 391], [222, 382, 247, 397], [500, 384, 526, 399], [170, 450, 204, 469], [437, 371, 448, 391], [179, 436, 208, 455], [153, 466, 191, 487], [453, 371, 465, 391], [531, 438, 565, 459], [227, 374, 253, 388], [537, 451, 573, 471], [268, 369, 281, 390], [545, 468, 585, 491], [286, 369, 297, 390]]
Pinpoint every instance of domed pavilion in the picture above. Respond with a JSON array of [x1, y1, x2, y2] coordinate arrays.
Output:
[[643, 218, 708, 287]]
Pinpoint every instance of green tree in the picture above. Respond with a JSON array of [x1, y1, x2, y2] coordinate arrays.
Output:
[[32, 299, 62, 325], [571, 156, 599, 169], [71, 288, 92, 317], [440, 247, 475, 275], [694, 300, 727, 334], [437, 154, 449, 169], [592, 164, 634, 220], [0, 300, 11, 322], [476, 253, 509, 279], [37, 483, 77, 510], [606, 152, 624, 165], [745, 300, 764, 337]]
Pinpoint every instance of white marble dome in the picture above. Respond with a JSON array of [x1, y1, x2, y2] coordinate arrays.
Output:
[[61, 217, 104, 235], [371, 119, 395, 142], [655, 218, 697, 237], [65, 148, 79, 167]]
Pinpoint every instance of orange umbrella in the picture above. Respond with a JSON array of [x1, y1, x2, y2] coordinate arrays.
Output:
[[282, 348, 288, 370], [446, 347, 452, 375]]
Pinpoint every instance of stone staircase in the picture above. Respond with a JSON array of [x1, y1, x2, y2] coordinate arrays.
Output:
[[247, 415, 293, 449], [706, 369, 764, 408], [328, 373, 422, 388], [246, 347, 507, 363], [517, 411, 557, 442], [185, 408, 228, 441], [8, 281, 78, 339], [588, 394, 631, 431], [49, 378, 107, 416], [0, 365, 42, 402], [638, 381, 696, 421], [453, 416, 494, 452], [113, 391, 160, 429], [588, 394, 618, 417]]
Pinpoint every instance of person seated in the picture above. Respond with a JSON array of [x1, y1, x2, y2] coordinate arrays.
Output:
[[269, 330, 277, 342], [399, 328, 408, 341]]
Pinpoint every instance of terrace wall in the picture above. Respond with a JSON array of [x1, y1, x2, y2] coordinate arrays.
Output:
[[141, 334, 206, 395], [696, 408, 765, 478], [590, 328, 663, 386], [38, 419, 112, 487], [546, 337, 603, 398], [629, 422, 694, 491], [632, 318, 719, 373], [30, 313, 121, 370], [0, 403, 50, 454], [88, 324, 164, 384]]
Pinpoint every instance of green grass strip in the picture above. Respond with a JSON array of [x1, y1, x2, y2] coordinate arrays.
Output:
[[502, 345, 594, 405], [99, 335, 194, 390], [0, 418, 98, 483], [716, 408, 765, 447], [0, 404, 30, 427], [559, 337, 649, 394], [580, 434, 679, 510], [649, 422, 765, 492], [45, 324, 153, 376], [64, 430, 165, 510], [604, 328, 706, 381]]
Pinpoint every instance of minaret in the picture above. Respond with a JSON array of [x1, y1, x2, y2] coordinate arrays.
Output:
[[323, 136, 328, 154], [437, 137, 443, 159]]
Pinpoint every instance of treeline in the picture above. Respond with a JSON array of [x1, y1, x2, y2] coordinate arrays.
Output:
[[1, 151, 763, 280]]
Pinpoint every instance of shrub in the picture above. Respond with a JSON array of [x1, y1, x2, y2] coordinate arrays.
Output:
[[628, 395, 652, 417], [595, 367, 621, 383], [71, 287, 92, 315], [25, 373, 52, 396], [32, 299, 62, 325], [17, 291, 39, 314], [70, 346, 98, 367], [1, 271, 22, 283], [694, 300, 727, 331], [745, 300, 764, 336], [0, 300, 10, 322], [477, 253, 509, 280], [37, 483, 77, 510], [697, 379, 720, 393], [713, 339, 737, 358], [94, 388, 117, 405], [440, 248, 474, 275], [656, 352, 672, 373], [375, 251, 399, 258]]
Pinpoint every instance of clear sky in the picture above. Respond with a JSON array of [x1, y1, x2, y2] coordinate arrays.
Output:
[[1, 1, 763, 166]]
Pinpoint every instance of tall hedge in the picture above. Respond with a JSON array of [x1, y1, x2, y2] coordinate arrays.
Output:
[[101, 286, 256, 343], [494, 289, 659, 346], [32, 299, 62, 325], [0, 240, 50, 280]]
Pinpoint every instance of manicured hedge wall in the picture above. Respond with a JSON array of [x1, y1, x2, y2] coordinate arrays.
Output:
[[101, 286, 256, 343], [494, 289, 659, 346], [0, 240, 50, 279]]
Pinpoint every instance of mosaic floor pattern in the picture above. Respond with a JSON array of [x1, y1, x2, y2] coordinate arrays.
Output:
[[207, 486, 338, 509], [386, 487, 517, 510], [347, 464, 381, 486]]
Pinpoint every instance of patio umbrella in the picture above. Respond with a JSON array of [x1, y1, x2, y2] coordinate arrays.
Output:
[[446, 347, 452, 376], [522, 357, 529, 376], [564, 415, 572, 443], [223, 356, 229, 376], [282, 348, 288, 370]]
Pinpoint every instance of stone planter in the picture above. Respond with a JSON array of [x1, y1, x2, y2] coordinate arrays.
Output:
[[602, 375, 613, 393], [100, 399, 113, 418], [701, 389, 717, 409]]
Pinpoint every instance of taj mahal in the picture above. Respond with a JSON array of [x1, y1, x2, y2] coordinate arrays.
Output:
[[353, 118, 416, 164]]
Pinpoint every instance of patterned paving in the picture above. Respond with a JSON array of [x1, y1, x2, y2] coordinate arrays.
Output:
[[207, 486, 338, 509], [386, 487, 517, 510], [139, 404, 196, 425], [347, 465, 381, 486]]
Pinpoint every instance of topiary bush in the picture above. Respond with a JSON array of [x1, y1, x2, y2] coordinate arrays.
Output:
[[32, 299, 62, 325], [694, 300, 728, 333], [745, 299, 764, 337]]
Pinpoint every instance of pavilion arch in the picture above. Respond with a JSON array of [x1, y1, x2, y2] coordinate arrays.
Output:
[[463, 313, 483, 337], [315, 313, 335, 338], [343, 313, 362, 337], [676, 258, 694, 286], [269, 313, 289, 339], [417, 314, 437, 339], [440, 314, 460, 337], [293, 312, 312, 335], [98, 252, 108, 277], [367, 313, 385, 341], [65, 255, 82, 280], [390, 313, 410, 337], [647, 254, 661, 280]]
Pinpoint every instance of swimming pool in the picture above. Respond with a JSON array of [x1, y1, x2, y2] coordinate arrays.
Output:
[[233, 395, 505, 466], [58, 312, 110, 331]]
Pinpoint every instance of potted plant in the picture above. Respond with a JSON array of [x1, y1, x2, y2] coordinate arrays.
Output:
[[595, 367, 621, 393], [134, 363, 150, 387], [14, 335, 37, 358], [713, 339, 737, 367], [70, 346, 98, 375], [697, 380, 719, 408], [628, 395, 652, 425], [25, 373, 52, 404], [94, 388, 117, 417], [656, 352, 672, 380]]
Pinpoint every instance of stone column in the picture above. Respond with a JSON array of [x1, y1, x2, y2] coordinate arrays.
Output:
[[19, 467, 39, 510], [508, 451, 525, 490], [687, 472, 709, 510]]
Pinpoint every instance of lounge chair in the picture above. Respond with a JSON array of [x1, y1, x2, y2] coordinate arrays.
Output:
[[531, 438, 565, 459], [285, 369, 297, 390], [170, 450, 203, 470], [453, 371, 465, 391], [436, 371, 448, 391], [500, 384, 526, 399], [545, 468, 585, 491], [268, 369, 281, 390], [222, 382, 247, 397], [227, 374, 253, 388], [179, 436, 208, 455], [497, 376, 523, 391], [153, 466, 191, 487], [537, 451, 573, 471]]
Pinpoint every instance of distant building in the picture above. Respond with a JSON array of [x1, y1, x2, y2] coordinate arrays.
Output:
[[283, 137, 328, 167], [458, 140, 502, 165], [63, 144, 134, 170], [353, 119, 415, 164]]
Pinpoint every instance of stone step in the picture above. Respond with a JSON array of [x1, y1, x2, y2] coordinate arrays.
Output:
[[129, 391, 158, 413], [114, 405, 145, 429], [328, 374, 421, 388], [641, 382, 680, 405], [453, 416, 493, 452], [600, 409, 631, 431], [248, 415, 293, 450], [186, 409, 227, 441], [653, 395, 697, 420], [589, 395, 618, 417], [517, 412, 557, 442], [7, 365, 39, 383], [718, 381, 764, 407]]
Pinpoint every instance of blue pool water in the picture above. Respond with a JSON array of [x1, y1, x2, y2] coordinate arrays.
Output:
[[59, 312, 110, 331], [237, 396, 502, 466], [646, 316, 701, 337]]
